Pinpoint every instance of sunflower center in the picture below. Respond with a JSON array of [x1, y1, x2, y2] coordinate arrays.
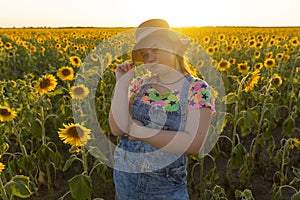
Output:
[[68, 126, 84, 138], [62, 69, 71, 76], [0, 109, 11, 116], [240, 65, 247, 70], [219, 62, 228, 68], [73, 58, 79, 64], [74, 87, 84, 95], [266, 60, 274, 66], [39, 78, 51, 89], [273, 78, 280, 85]]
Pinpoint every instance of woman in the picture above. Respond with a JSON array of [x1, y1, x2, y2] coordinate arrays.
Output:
[[109, 19, 215, 200]]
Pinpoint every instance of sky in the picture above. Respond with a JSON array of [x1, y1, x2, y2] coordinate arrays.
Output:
[[1, 0, 300, 28]]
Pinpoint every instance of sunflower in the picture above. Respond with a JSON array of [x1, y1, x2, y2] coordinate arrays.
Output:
[[226, 46, 234, 54], [254, 51, 261, 59], [8, 80, 17, 88], [114, 55, 123, 63], [58, 123, 91, 146], [289, 37, 299, 47], [206, 47, 215, 55], [4, 42, 13, 50], [254, 63, 263, 71], [203, 36, 210, 44], [276, 45, 282, 50], [264, 58, 276, 68], [266, 52, 273, 58], [248, 39, 256, 48], [229, 58, 236, 65], [255, 42, 263, 49], [0, 162, 5, 173], [57, 66, 74, 81], [218, 34, 226, 41], [289, 138, 300, 150], [272, 73, 282, 87], [245, 71, 260, 92], [283, 54, 291, 63], [267, 39, 277, 47], [0, 106, 17, 122], [217, 59, 231, 72], [40, 46, 46, 54], [69, 56, 82, 68], [90, 53, 99, 62], [70, 84, 89, 100], [275, 53, 284, 61], [35, 74, 57, 95], [38, 38, 44, 44], [237, 62, 250, 74]]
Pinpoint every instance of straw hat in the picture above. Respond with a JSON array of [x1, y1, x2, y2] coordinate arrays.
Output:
[[132, 19, 190, 62]]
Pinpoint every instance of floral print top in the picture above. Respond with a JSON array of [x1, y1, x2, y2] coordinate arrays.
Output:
[[129, 76, 216, 113]]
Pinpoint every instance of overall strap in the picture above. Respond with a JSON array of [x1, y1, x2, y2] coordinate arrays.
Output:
[[178, 75, 193, 131], [133, 77, 153, 102]]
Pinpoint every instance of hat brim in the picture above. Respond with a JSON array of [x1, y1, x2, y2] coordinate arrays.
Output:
[[132, 28, 190, 63]]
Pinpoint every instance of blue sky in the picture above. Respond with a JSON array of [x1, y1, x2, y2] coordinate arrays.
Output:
[[1, 0, 300, 27]]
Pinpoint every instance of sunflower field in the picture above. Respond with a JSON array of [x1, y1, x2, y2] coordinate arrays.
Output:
[[0, 26, 299, 200]]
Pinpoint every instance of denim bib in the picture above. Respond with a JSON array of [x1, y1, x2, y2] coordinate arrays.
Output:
[[113, 75, 193, 200], [115, 76, 193, 172]]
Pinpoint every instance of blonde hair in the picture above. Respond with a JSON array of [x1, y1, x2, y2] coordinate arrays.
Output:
[[175, 54, 201, 78]]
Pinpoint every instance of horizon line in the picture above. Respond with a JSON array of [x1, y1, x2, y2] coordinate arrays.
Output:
[[1, 25, 300, 29]]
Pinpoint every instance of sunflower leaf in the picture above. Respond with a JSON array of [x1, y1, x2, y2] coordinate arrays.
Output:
[[222, 92, 238, 105], [31, 119, 43, 139], [68, 174, 92, 200], [4, 175, 37, 198]]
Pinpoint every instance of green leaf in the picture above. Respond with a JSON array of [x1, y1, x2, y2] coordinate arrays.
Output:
[[210, 185, 228, 199], [238, 163, 250, 183], [282, 116, 295, 137], [291, 191, 300, 200], [88, 146, 109, 161], [0, 142, 9, 154], [4, 175, 36, 198], [266, 136, 275, 158], [31, 119, 43, 139], [222, 92, 238, 105], [204, 166, 218, 184], [292, 167, 300, 179], [238, 107, 259, 136], [63, 155, 78, 172], [235, 188, 254, 200], [17, 154, 35, 172], [68, 174, 92, 200], [230, 143, 247, 169], [51, 152, 63, 170], [36, 144, 55, 166], [272, 185, 282, 200]]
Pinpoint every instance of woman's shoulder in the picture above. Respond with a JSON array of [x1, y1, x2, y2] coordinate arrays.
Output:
[[188, 75, 210, 89]]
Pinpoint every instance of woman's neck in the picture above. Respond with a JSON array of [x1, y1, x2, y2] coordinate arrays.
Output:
[[156, 70, 185, 85]]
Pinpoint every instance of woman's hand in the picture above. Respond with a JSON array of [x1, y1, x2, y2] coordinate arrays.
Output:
[[115, 62, 134, 83]]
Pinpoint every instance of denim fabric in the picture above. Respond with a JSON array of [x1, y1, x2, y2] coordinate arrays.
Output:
[[114, 75, 193, 200]]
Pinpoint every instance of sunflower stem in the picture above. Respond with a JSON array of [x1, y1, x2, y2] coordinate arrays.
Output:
[[250, 79, 272, 169], [41, 106, 46, 145], [81, 147, 91, 200], [0, 175, 9, 200], [199, 157, 206, 200], [41, 106, 53, 199], [82, 147, 88, 173], [226, 74, 249, 183]]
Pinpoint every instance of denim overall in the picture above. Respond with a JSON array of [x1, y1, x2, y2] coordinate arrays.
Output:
[[113, 75, 193, 200]]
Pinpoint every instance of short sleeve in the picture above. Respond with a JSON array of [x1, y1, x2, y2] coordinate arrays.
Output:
[[128, 77, 143, 100], [188, 79, 216, 114]]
